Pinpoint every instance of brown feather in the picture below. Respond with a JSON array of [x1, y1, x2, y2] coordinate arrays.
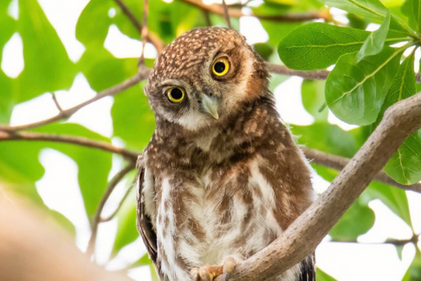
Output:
[[136, 168, 161, 277]]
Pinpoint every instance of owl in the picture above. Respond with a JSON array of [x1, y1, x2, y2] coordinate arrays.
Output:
[[136, 27, 315, 281]]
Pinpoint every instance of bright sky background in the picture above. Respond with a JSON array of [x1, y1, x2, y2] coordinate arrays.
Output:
[[2, 0, 421, 280]]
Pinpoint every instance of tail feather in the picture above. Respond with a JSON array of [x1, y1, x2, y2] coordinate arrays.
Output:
[[299, 254, 316, 281]]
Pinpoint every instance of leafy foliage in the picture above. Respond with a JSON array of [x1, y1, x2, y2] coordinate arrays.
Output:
[[279, 0, 421, 184], [0, 0, 420, 280]]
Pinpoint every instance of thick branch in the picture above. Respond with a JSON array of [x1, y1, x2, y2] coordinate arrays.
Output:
[[0, 193, 132, 281], [179, 0, 329, 22], [87, 162, 136, 256], [216, 92, 421, 280], [0, 131, 138, 160], [0, 70, 150, 133], [301, 147, 421, 193]]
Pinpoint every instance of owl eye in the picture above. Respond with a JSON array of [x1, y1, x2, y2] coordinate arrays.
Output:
[[166, 87, 186, 103], [211, 57, 230, 77]]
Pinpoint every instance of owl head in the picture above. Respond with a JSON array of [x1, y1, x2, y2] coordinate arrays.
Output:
[[145, 27, 269, 131]]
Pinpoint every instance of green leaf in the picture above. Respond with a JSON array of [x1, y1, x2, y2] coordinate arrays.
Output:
[[301, 80, 328, 121], [76, 0, 113, 48], [365, 182, 412, 226], [15, 0, 76, 103], [77, 48, 138, 91], [112, 85, 156, 151], [111, 0, 142, 40], [329, 197, 375, 240], [320, 0, 388, 20], [387, 15, 414, 40], [149, 0, 200, 45], [326, 46, 403, 126], [377, 53, 421, 184], [356, 12, 391, 62], [403, 249, 421, 281], [112, 188, 138, 255], [395, 245, 404, 260], [0, 2, 16, 123], [34, 123, 113, 218], [278, 23, 369, 70], [0, 142, 75, 235], [254, 43, 274, 61], [402, 0, 421, 33], [291, 123, 366, 158], [317, 268, 337, 281]]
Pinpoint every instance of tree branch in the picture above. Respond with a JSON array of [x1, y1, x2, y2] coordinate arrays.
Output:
[[100, 184, 134, 222], [0, 131, 138, 161], [112, 0, 164, 53], [1, 130, 418, 193], [221, 0, 232, 29], [0, 69, 150, 133], [268, 63, 421, 83], [330, 234, 419, 246], [51, 92, 65, 114], [87, 162, 136, 256], [178, 0, 330, 22], [268, 63, 330, 80], [301, 147, 421, 193], [215, 92, 421, 280]]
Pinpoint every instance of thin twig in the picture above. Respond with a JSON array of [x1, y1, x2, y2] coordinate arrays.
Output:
[[215, 92, 421, 281], [221, 0, 232, 29], [100, 184, 134, 222], [178, 0, 330, 22], [268, 63, 330, 80], [112, 0, 164, 53], [51, 92, 65, 114], [0, 131, 139, 160], [330, 235, 419, 246], [139, 0, 149, 64], [113, 0, 142, 32], [0, 71, 149, 133], [87, 162, 137, 256], [202, 8, 212, 26], [301, 147, 421, 193]]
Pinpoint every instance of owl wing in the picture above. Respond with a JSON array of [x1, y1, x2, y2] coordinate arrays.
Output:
[[136, 167, 159, 268], [299, 253, 316, 281]]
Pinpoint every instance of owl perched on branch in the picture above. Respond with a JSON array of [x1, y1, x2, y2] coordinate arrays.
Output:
[[137, 27, 315, 281]]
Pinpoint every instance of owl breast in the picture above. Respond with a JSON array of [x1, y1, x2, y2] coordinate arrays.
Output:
[[150, 154, 301, 281]]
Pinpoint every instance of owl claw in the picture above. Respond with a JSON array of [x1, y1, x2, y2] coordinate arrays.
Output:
[[190, 268, 201, 281], [190, 256, 241, 281]]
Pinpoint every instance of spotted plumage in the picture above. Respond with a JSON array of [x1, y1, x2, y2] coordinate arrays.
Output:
[[136, 27, 315, 281]]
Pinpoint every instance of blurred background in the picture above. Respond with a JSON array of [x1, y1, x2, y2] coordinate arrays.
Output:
[[0, 0, 420, 280]]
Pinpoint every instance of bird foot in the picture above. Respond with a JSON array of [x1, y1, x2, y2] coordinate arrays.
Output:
[[190, 256, 240, 281]]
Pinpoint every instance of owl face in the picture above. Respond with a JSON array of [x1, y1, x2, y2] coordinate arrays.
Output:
[[145, 27, 269, 131]]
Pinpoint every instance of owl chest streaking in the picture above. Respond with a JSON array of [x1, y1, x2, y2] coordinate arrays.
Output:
[[137, 27, 315, 281]]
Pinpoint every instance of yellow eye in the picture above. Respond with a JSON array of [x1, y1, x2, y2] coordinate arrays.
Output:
[[166, 87, 185, 103], [212, 57, 230, 76]]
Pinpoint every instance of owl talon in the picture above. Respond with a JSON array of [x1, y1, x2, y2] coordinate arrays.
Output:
[[191, 268, 201, 281], [190, 265, 222, 281], [190, 256, 241, 281]]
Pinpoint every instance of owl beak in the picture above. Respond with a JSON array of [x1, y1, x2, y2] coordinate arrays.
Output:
[[201, 95, 220, 120]]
